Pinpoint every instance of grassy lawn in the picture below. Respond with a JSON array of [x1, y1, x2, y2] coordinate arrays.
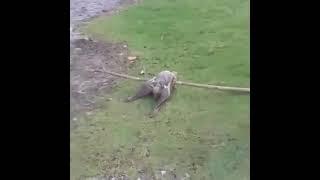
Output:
[[71, 0, 250, 179]]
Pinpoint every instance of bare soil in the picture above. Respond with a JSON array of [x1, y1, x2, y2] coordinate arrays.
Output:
[[70, 39, 130, 123], [70, 0, 137, 124]]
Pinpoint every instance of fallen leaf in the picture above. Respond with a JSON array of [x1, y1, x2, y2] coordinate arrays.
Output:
[[185, 173, 190, 178], [161, 170, 166, 175], [75, 48, 82, 52], [128, 56, 137, 61]]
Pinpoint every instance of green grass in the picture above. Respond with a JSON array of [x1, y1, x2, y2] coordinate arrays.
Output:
[[71, 0, 250, 179]]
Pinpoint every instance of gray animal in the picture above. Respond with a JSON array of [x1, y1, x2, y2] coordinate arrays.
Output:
[[125, 70, 178, 117]]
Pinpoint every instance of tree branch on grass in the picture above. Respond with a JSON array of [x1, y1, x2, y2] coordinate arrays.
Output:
[[96, 66, 250, 93]]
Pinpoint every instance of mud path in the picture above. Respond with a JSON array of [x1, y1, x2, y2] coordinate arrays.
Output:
[[70, 0, 136, 125]]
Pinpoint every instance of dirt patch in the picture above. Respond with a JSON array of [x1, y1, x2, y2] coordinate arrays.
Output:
[[70, 39, 131, 124], [70, 0, 139, 125]]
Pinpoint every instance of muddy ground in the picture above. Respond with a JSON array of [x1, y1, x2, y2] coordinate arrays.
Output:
[[70, 0, 137, 124], [70, 40, 129, 123]]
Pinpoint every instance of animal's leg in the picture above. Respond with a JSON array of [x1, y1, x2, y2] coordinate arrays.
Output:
[[149, 89, 170, 117], [125, 83, 153, 102]]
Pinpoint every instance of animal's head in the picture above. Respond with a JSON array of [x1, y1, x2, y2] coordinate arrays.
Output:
[[172, 71, 178, 78], [172, 71, 178, 84]]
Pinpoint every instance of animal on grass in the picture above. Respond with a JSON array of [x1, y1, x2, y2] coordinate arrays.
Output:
[[125, 70, 177, 117]]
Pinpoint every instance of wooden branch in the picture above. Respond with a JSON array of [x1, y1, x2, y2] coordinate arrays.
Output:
[[176, 81, 250, 93], [100, 70, 148, 81], [97, 69, 250, 93]]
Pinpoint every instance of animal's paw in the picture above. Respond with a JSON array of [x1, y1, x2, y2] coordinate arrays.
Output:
[[148, 112, 155, 118], [148, 109, 160, 118], [148, 111, 158, 118], [123, 97, 132, 103]]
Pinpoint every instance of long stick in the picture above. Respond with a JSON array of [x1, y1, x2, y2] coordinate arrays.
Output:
[[175, 81, 250, 92], [100, 70, 148, 81], [98, 69, 250, 93]]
